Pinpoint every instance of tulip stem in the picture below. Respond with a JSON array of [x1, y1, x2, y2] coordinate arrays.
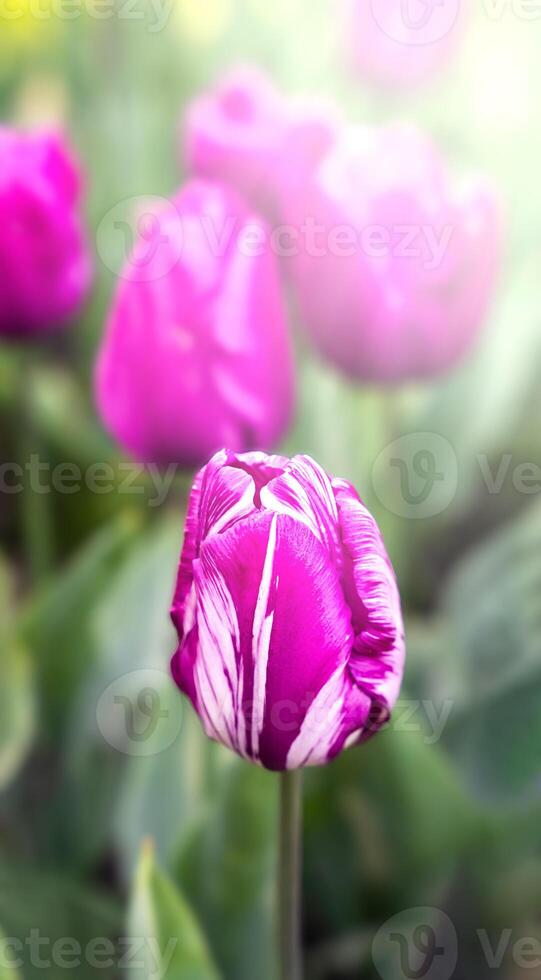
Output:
[[278, 769, 303, 980]]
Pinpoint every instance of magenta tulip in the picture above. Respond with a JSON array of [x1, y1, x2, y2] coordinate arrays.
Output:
[[171, 450, 405, 771], [182, 66, 338, 221], [95, 180, 294, 466], [0, 127, 92, 339], [344, 0, 467, 90], [285, 124, 502, 382]]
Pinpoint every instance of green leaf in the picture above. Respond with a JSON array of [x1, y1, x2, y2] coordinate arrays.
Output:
[[128, 841, 221, 980], [0, 559, 35, 792], [0, 640, 35, 792], [19, 514, 140, 736], [60, 514, 192, 869], [175, 757, 278, 980], [442, 498, 541, 804], [27, 367, 114, 467], [304, 726, 479, 927], [0, 863, 121, 980], [113, 702, 207, 885], [0, 924, 22, 980]]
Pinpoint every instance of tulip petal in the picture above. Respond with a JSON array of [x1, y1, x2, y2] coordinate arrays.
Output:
[[180, 510, 357, 769], [286, 664, 371, 768], [171, 450, 259, 638], [261, 454, 342, 563], [333, 478, 405, 717]]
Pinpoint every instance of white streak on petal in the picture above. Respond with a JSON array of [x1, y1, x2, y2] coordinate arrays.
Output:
[[285, 664, 347, 770], [193, 555, 241, 753], [207, 478, 255, 537], [251, 514, 278, 758], [260, 455, 340, 560]]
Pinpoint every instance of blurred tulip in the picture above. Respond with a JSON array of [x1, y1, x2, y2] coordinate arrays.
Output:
[[344, 0, 467, 90], [95, 181, 295, 467], [285, 124, 502, 382], [171, 449, 405, 770], [0, 128, 92, 339], [182, 65, 338, 220]]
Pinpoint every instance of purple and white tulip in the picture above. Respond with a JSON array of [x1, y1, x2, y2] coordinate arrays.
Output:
[[170, 450, 405, 771]]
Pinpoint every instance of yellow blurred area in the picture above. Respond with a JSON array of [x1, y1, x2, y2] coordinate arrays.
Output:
[[0, 0, 61, 74], [175, 0, 233, 46]]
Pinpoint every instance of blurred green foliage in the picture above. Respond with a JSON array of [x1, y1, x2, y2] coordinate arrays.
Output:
[[1, 2, 541, 979]]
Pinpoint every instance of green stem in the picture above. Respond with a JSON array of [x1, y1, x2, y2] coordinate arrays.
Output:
[[278, 770, 303, 980], [19, 355, 54, 584]]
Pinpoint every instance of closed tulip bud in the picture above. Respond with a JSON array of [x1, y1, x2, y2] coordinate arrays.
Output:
[[285, 124, 502, 382], [171, 450, 405, 771], [182, 66, 337, 221], [183, 66, 285, 217], [95, 181, 295, 466], [344, 0, 467, 90], [0, 127, 92, 339]]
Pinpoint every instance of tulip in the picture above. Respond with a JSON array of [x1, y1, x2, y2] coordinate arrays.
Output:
[[170, 449, 405, 771], [95, 180, 294, 466], [0, 127, 92, 339], [344, 0, 467, 90], [285, 124, 502, 382], [182, 65, 338, 221]]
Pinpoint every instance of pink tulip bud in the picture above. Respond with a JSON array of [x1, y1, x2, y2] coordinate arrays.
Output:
[[183, 66, 285, 218], [171, 450, 405, 770], [285, 124, 502, 382], [95, 181, 295, 466], [182, 66, 338, 221], [344, 0, 467, 90], [0, 127, 92, 339]]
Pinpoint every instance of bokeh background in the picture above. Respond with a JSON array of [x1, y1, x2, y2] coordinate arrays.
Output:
[[2, 2, 541, 978]]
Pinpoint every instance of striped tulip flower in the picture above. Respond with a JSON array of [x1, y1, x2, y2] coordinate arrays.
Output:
[[170, 450, 405, 771]]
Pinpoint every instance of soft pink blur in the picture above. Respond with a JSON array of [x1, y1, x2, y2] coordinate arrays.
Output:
[[284, 124, 502, 382], [95, 180, 295, 466], [344, 0, 468, 90], [0, 127, 92, 339], [182, 65, 338, 221]]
